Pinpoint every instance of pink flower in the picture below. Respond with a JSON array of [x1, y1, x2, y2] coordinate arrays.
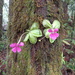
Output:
[[48, 29, 59, 40], [10, 42, 24, 53]]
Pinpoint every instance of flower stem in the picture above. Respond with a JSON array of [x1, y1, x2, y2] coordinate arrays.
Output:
[[38, 36, 45, 42], [17, 33, 26, 44]]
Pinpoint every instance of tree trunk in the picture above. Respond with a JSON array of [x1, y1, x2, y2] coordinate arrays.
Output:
[[7, 0, 68, 75], [0, 0, 3, 40]]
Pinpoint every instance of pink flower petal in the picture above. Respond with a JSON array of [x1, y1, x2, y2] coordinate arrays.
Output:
[[17, 47, 21, 52], [54, 29, 59, 32], [18, 42, 24, 46], [12, 47, 17, 53], [10, 42, 24, 53], [49, 33, 59, 40], [48, 29, 53, 32], [10, 43, 17, 48], [48, 29, 59, 33]]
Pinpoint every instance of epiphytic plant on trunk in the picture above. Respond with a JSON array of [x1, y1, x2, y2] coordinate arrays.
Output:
[[10, 19, 60, 53]]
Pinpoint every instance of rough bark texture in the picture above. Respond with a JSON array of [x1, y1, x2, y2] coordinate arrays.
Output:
[[7, 0, 68, 75]]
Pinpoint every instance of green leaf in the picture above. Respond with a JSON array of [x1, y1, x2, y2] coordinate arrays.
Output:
[[42, 19, 52, 28], [29, 34, 37, 44], [30, 22, 39, 30], [30, 29, 42, 37], [24, 34, 29, 42], [49, 38, 55, 43], [43, 29, 50, 38], [62, 40, 70, 45], [52, 20, 60, 29]]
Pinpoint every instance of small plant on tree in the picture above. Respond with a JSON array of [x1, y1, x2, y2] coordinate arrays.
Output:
[[10, 19, 60, 53]]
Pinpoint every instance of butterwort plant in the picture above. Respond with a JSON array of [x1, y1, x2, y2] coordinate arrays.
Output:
[[24, 22, 42, 44], [42, 19, 60, 43], [10, 22, 42, 53]]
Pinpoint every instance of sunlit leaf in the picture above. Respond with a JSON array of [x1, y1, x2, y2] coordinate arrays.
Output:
[[43, 29, 50, 38], [24, 34, 29, 42], [30, 29, 42, 37], [42, 19, 52, 28], [52, 20, 60, 29], [62, 40, 70, 45], [29, 34, 37, 44], [30, 22, 39, 30], [49, 38, 55, 43]]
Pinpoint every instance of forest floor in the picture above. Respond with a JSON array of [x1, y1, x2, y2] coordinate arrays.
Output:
[[0, 44, 75, 75]]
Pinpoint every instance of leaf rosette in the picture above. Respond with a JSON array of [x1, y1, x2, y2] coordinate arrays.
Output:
[[24, 22, 42, 44]]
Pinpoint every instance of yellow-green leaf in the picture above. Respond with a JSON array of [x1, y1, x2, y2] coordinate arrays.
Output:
[[49, 38, 55, 43], [30, 29, 42, 37], [30, 22, 39, 30], [42, 19, 52, 28], [29, 34, 37, 44], [43, 29, 50, 38], [52, 20, 60, 29], [24, 34, 29, 42]]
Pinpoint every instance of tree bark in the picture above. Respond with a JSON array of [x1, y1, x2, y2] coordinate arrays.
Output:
[[7, 0, 68, 75], [0, 0, 3, 40]]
